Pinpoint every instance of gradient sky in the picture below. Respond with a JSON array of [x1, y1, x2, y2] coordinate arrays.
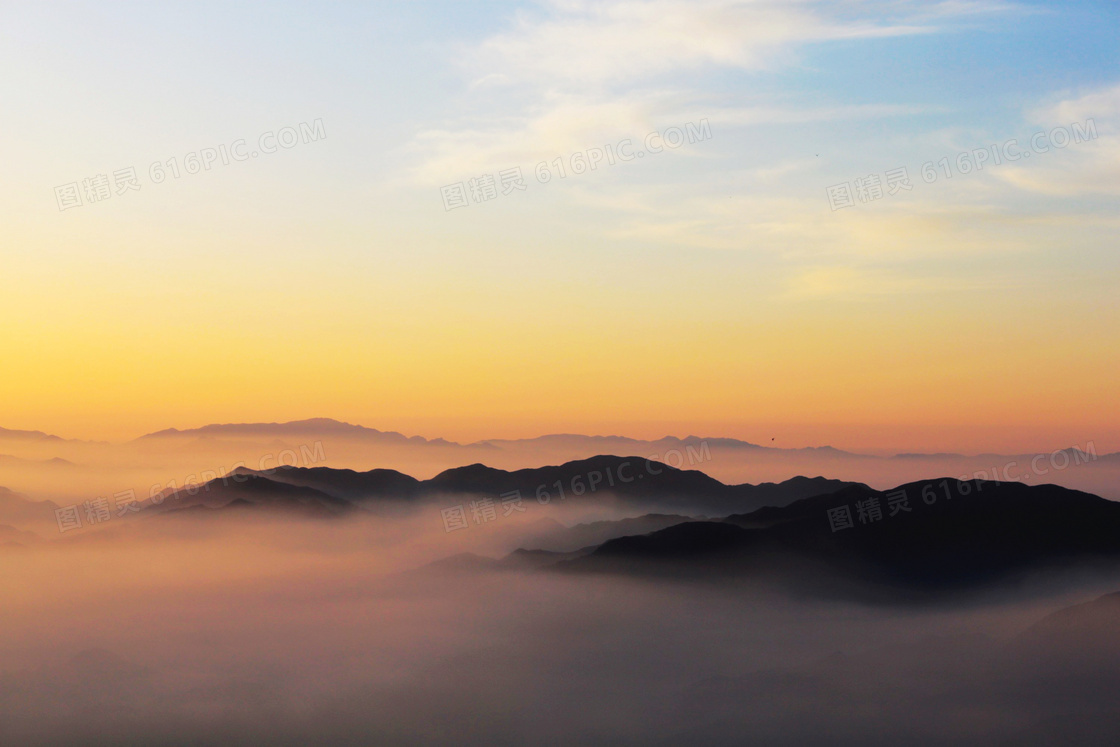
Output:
[[1, 0, 1117, 451]]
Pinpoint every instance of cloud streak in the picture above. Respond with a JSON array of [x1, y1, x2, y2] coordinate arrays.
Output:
[[409, 0, 1001, 184]]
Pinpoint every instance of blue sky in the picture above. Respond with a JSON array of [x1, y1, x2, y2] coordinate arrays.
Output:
[[0, 0, 1117, 449]]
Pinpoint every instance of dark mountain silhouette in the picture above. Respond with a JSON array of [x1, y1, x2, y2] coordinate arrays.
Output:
[[138, 457, 855, 521], [147, 474, 352, 517], [544, 479, 1120, 595], [520, 513, 704, 553], [591, 521, 755, 559], [220, 456, 854, 516], [421, 457, 853, 515], [231, 465, 423, 503], [422, 455, 742, 507]]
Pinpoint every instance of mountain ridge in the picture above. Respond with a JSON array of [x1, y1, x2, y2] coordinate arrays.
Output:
[[139, 456, 858, 518], [0, 418, 1111, 464], [533, 478, 1120, 596]]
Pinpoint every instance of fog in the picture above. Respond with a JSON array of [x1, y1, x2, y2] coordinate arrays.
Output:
[[5, 502, 1120, 746], [4, 432, 1119, 743], [1, 432, 1116, 517]]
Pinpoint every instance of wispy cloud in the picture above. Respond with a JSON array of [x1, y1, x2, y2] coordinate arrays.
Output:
[[467, 0, 934, 91], [409, 0, 1005, 185], [996, 83, 1120, 196]]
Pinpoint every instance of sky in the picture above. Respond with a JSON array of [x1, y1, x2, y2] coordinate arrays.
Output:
[[0, 0, 1117, 452]]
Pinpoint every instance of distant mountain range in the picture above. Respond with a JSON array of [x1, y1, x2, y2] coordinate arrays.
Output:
[[133, 418, 835, 454], [0, 454, 75, 467], [0, 427, 64, 442], [0, 427, 104, 445], [0, 486, 60, 526], [0, 419, 1114, 465], [124, 419, 1118, 462], [135, 417, 469, 447]]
